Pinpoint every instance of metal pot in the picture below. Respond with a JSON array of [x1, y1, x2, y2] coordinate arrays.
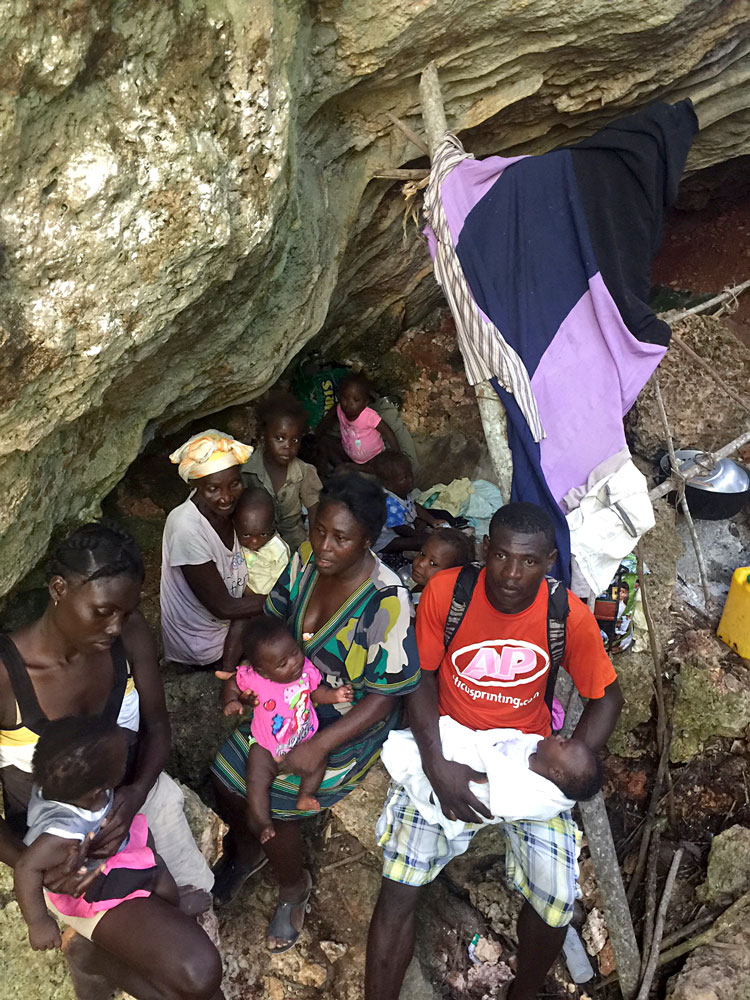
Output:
[[658, 449, 750, 520]]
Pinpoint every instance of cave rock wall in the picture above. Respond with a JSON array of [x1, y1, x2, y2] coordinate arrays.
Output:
[[1, 0, 750, 595]]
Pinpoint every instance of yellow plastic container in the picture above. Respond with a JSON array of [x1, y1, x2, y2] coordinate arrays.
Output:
[[718, 567, 750, 660]]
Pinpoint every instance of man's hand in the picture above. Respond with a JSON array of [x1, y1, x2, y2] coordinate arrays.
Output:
[[28, 915, 62, 951], [89, 785, 143, 857], [425, 758, 492, 824], [42, 835, 104, 898]]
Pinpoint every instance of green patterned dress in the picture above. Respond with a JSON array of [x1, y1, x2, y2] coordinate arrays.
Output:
[[211, 542, 420, 818]]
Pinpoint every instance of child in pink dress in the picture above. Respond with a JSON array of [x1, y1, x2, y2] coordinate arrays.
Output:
[[314, 371, 401, 473], [14, 717, 200, 951], [216, 618, 353, 843]]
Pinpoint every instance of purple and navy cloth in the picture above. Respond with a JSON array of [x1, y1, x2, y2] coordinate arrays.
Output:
[[424, 101, 698, 583]]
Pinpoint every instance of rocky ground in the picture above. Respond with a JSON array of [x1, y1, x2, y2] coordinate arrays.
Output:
[[2, 285, 750, 999]]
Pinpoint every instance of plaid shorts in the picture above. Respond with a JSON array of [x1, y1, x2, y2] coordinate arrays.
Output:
[[376, 782, 581, 927]]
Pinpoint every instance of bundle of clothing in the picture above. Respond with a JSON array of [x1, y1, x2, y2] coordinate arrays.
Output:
[[424, 101, 698, 593]]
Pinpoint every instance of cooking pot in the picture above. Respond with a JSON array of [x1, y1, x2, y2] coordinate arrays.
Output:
[[658, 449, 750, 520]]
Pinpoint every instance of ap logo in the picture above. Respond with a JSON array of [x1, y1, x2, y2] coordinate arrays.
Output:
[[452, 640, 548, 688]]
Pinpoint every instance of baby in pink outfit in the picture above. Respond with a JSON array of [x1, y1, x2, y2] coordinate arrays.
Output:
[[216, 618, 353, 843]]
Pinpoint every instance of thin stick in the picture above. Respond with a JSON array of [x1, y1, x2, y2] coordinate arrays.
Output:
[[419, 61, 448, 155], [634, 848, 683, 1000], [596, 896, 750, 990], [670, 333, 750, 415], [640, 827, 661, 979], [658, 912, 715, 952], [319, 849, 368, 874], [660, 278, 750, 324], [373, 168, 431, 181], [657, 889, 750, 966], [627, 728, 672, 904], [653, 378, 712, 609], [650, 426, 750, 500], [636, 541, 666, 755], [385, 112, 430, 155]]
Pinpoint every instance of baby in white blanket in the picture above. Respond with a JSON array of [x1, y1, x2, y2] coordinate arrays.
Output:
[[380, 717, 603, 838]]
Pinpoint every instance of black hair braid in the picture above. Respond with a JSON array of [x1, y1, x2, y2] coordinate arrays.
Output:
[[46, 521, 145, 584], [32, 715, 126, 802]]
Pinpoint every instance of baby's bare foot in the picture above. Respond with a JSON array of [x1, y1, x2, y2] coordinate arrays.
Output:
[[178, 885, 212, 916], [259, 824, 276, 844], [296, 794, 321, 813]]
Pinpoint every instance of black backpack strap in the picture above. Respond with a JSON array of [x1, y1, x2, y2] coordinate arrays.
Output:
[[443, 563, 482, 649], [0, 633, 47, 733], [544, 577, 569, 716]]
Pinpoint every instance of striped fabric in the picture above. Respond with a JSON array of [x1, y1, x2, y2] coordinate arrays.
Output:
[[424, 134, 545, 442], [377, 782, 580, 927]]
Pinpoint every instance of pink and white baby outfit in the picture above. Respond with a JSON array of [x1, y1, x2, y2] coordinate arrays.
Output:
[[236, 658, 323, 759], [336, 404, 384, 464]]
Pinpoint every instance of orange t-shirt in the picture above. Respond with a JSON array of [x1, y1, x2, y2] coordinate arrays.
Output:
[[416, 567, 617, 737]]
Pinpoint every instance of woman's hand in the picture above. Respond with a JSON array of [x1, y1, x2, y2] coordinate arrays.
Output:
[[42, 834, 105, 897], [89, 785, 144, 857], [277, 737, 329, 780]]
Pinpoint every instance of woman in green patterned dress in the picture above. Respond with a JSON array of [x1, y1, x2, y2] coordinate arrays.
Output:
[[210, 470, 420, 951]]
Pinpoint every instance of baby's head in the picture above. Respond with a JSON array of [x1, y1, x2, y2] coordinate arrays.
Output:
[[338, 372, 372, 422], [412, 529, 475, 588], [32, 716, 129, 811], [257, 391, 308, 468], [244, 617, 305, 685], [233, 488, 276, 552], [371, 451, 414, 500], [529, 734, 603, 802]]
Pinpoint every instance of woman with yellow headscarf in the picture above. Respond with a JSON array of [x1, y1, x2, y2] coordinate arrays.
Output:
[[160, 430, 265, 670]]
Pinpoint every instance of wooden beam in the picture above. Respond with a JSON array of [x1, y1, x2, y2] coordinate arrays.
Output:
[[385, 112, 430, 156], [372, 168, 430, 181]]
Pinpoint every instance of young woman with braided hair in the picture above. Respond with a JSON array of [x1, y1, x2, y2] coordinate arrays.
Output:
[[0, 523, 223, 1000]]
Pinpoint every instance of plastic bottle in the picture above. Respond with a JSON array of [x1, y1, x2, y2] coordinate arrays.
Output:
[[562, 925, 595, 984]]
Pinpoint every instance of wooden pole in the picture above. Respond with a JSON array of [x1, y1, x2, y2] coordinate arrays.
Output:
[[556, 684, 641, 1000], [418, 63, 515, 501]]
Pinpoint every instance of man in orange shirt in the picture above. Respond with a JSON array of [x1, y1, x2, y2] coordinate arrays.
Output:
[[365, 502, 623, 1000]]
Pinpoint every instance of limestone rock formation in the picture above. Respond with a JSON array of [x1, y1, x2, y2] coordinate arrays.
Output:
[[667, 927, 750, 1000], [671, 628, 750, 761], [698, 824, 750, 904], [1, 0, 750, 595], [627, 314, 750, 461]]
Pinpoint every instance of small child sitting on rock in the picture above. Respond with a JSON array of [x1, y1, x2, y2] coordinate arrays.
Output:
[[215, 618, 353, 843], [14, 717, 208, 951], [233, 488, 291, 596], [314, 371, 401, 474], [371, 452, 450, 560], [381, 719, 603, 838]]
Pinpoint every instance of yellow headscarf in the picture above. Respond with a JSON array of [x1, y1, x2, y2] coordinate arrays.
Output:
[[169, 430, 253, 483]]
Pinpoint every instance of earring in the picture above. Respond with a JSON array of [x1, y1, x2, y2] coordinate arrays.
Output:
[[53, 599, 58, 607]]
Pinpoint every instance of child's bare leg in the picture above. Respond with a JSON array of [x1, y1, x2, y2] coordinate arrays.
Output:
[[296, 760, 327, 813], [151, 854, 212, 917], [246, 743, 279, 845]]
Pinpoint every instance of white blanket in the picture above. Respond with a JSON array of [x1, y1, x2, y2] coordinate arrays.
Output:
[[380, 717, 574, 839]]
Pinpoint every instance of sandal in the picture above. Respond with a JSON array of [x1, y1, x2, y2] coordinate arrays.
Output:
[[266, 870, 313, 954], [211, 851, 268, 907]]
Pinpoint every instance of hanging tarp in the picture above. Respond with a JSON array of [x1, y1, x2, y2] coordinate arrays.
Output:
[[424, 101, 698, 586]]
